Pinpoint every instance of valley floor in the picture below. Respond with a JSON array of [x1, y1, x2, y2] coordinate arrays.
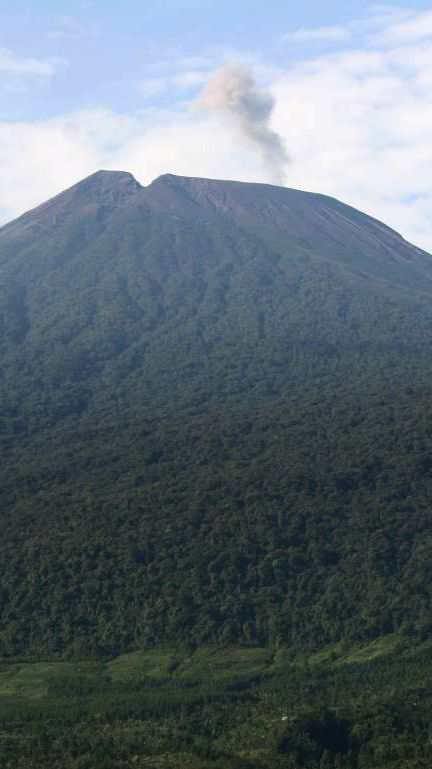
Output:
[[0, 637, 430, 768]]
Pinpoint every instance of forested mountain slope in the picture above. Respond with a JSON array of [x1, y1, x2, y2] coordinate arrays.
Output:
[[1, 171, 432, 656]]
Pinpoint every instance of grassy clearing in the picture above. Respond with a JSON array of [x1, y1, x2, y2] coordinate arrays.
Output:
[[0, 637, 406, 702], [0, 646, 275, 702], [0, 661, 76, 699], [176, 646, 273, 680], [107, 649, 178, 681], [334, 634, 403, 666]]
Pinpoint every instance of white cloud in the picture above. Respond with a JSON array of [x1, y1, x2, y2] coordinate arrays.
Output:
[[375, 9, 432, 44], [138, 77, 169, 99], [0, 48, 57, 78], [0, 105, 269, 225], [284, 25, 352, 44], [0, 110, 137, 217], [283, 7, 430, 49], [172, 69, 209, 88], [116, 114, 265, 184], [138, 53, 214, 100], [269, 37, 432, 249]]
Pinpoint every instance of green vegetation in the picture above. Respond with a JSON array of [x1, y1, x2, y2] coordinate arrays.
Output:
[[1, 386, 432, 657], [0, 641, 431, 768], [1, 172, 432, 765]]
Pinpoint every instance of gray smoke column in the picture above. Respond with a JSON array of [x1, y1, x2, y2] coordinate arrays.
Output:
[[197, 64, 289, 184]]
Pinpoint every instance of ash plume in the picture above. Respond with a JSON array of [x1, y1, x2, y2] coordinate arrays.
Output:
[[197, 64, 289, 184]]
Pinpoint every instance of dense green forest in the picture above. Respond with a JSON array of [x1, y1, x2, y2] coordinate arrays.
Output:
[[1, 171, 432, 766], [1, 384, 432, 657]]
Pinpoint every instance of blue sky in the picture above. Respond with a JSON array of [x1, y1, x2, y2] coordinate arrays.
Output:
[[2, 0, 429, 118], [1, 1, 432, 250]]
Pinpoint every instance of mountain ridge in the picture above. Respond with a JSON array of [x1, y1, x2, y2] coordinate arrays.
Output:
[[4, 170, 430, 290], [3, 168, 428, 252]]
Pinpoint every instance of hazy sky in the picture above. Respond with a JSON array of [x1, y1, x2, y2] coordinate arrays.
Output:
[[1, 0, 432, 249]]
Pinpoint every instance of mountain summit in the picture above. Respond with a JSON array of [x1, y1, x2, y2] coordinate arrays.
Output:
[[1, 171, 432, 656], [5, 169, 431, 286]]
